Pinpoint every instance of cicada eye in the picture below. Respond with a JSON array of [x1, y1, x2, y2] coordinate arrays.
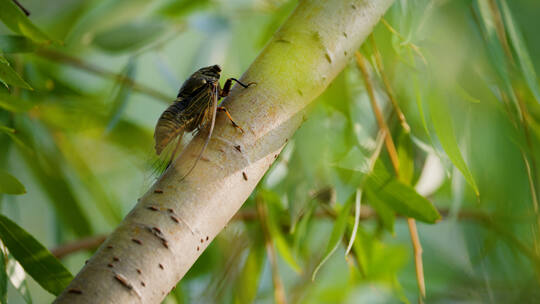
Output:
[[213, 65, 222, 73]]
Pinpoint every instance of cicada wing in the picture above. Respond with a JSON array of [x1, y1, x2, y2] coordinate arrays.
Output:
[[150, 131, 185, 178], [178, 83, 219, 181]]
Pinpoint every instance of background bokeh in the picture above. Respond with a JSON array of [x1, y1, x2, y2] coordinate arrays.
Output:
[[1, 0, 540, 303]]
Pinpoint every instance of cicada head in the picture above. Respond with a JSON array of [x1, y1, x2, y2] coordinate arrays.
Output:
[[198, 64, 222, 81]]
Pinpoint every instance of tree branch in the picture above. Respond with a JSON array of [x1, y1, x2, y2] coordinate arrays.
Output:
[[54, 0, 394, 303]]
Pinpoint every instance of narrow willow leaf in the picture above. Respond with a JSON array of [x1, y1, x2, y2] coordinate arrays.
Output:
[[312, 197, 354, 281], [0, 215, 73, 295], [0, 35, 35, 53], [499, 0, 540, 103], [410, 49, 430, 138], [264, 192, 301, 273], [157, 0, 210, 18], [17, 125, 93, 237], [428, 93, 479, 196], [6, 258, 32, 303], [0, 171, 25, 194], [366, 161, 440, 223], [397, 130, 414, 184], [345, 189, 362, 256], [0, 0, 52, 43], [365, 188, 395, 232], [0, 55, 32, 90], [106, 58, 136, 132], [233, 246, 264, 304], [0, 252, 6, 304], [93, 21, 164, 53], [0, 93, 34, 112], [0, 126, 32, 154]]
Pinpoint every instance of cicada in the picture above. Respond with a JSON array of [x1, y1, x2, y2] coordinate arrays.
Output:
[[153, 64, 253, 179]]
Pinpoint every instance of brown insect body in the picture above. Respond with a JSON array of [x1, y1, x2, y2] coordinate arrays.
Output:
[[153, 64, 252, 179], [154, 65, 221, 155]]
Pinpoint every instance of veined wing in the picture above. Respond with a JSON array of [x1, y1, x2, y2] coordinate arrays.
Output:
[[177, 82, 219, 181]]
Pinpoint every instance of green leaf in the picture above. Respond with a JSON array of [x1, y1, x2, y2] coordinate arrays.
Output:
[[365, 161, 440, 223], [157, 0, 211, 18], [93, 21, 164, 53], [312, 196, 354, 281], [0, 35, 35, 53], [233, 246, 264, 304], [0, 93, 34, 112], [106, 57, 136, 132], [0, 215, 73, 295], [0, 0, 52, 43], [0, 55, 32, 90], [0, 126, 32, 154], [6, 258, 32, 303], [397, 130, 414, 184], [16, 124, 93, 237], [365, 188, 395, 232], [263, 190, 301, 273], [0, 171, 25, 194], [428, 92, 479, 196], [499, 0, 540, 103], [0, 251, 6, 304]]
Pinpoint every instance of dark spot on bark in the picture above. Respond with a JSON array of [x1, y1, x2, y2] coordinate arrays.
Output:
[[159, 263, 164, 270], [242, 172, 248, 181], [141, 282, 146, 287], [162, 240, 169, 249], [147, 206, 159, 211], [325, 53, 332, 63], [200, 239, 204, 243], [197, 246, 200, 251], [68, 288, 82, 294], [206, 236, 209, 241], [351, 3, 357, 9], [343, 32, 348, 38], [170, 215, 180, 223], [132, 238, 143, 245], [85, 260, 89, 264], [107, 263, 114, 268], [234, 145, 242, 152], [106, 245, 113, 249], [136, 269, 142, 274], [113, 257, 119, 262], [152, 227, 162, 234], [154, 189, 163, 194], [114, 273, 133, 290], [167, 208, 175, 214]]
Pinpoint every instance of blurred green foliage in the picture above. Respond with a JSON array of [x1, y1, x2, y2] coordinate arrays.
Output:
[[0, 0, 539, 303]]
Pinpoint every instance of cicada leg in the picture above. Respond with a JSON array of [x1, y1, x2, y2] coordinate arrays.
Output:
[[220, 78, 256, 98], [217, 107, 244, 133]]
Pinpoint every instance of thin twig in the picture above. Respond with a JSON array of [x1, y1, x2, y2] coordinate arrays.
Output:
[[49, 208, 537, 260], [51, 235, 107, 259], [256, 197, 287, 304], [355, 51, 426, 302], [35, 49, 171, 103], [355, 52, 400, 174]]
